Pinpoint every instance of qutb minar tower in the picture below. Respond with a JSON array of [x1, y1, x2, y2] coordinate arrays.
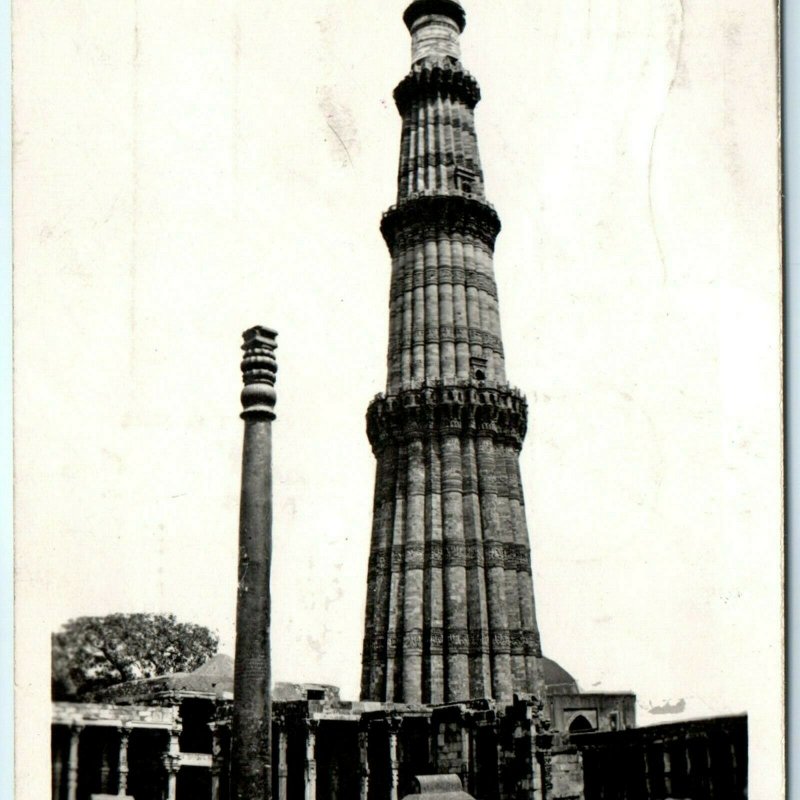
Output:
[[361, 0, 545, 706]]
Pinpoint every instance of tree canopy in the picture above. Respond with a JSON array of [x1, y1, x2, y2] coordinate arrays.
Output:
[[52, 613, 219, 700]]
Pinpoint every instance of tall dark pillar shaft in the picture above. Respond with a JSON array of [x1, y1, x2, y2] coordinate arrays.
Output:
[[231, 326, 277, 800]]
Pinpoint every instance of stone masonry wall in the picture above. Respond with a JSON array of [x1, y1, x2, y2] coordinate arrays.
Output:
[[548, 745, 584, 800]]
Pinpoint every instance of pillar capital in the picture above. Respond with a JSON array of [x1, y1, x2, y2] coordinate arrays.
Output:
[[213, 700, 233, 726], [162, 754, 182, 775], [240, 326, 278, 419], [209, 724, 224, 749], [274, 710, 289, 731], [358, 716, 373, 734], [386, 713, 404, 735]]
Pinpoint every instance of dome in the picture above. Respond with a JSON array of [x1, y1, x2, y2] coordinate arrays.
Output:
[[191, 653, 234, 677], [403, 0, 466, 33], [542, 656, 579, 694]]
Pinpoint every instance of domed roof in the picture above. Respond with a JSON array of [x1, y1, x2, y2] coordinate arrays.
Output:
[[403, 0, 467, 33], [191, 653, 234, 677], [542, 656, 579, 694], [95, 653, 236, 702]]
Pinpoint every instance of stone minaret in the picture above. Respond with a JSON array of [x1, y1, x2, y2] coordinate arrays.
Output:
[[360, 0, 544, 706], [231, 326, 277, 800]]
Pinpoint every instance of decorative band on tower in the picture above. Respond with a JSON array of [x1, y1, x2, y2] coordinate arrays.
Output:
[[393, 66, 481, 113], [381, 195, 500, 251], [360, 0, 544, 707], [366, 384, 528, 453]]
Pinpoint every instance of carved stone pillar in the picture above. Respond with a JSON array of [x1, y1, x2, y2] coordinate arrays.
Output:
[[208, 709, 232, 800], [525, 699, 548, 800], [528, 731, 544, 800], [209, 723, 223, 800], [276, 716, 289, 800], [53, 729, 64, 800], [663, 750, 673, 797], [163, 729, 181, 800], [303, 719, 318, 800], [99, 734, 112, 794], [163, 757, 180, 800], [357, 720, 370, 800], [430, 716, 439, 772], [66, 723, 84, 800], [461, 713, 476, 796], [529, 729, 543, 800], [117, 727, 131, 797], [458, 724, 470, 793], [643, 746, 652, 797], [387, 716, 402, 800], [538, 731, 554, 800]]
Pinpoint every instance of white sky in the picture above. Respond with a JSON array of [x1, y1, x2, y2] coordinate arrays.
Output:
[[14, 1, 781, 797]]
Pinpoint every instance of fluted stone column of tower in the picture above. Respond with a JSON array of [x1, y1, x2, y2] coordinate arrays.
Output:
[[231, 326, 277, 800], [360, 0, 545, 706]]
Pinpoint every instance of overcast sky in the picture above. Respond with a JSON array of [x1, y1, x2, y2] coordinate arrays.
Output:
[[14, 1, 781, 797]]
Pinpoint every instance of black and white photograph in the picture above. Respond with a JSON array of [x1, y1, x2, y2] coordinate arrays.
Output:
[[12, 1, 782, 799]]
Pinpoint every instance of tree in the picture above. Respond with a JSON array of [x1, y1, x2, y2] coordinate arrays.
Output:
[[52, 613, 219, 700]]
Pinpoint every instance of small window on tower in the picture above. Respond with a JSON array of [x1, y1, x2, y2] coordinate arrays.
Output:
[[454, 166, 477, 195], [470, 356, 488, 382]]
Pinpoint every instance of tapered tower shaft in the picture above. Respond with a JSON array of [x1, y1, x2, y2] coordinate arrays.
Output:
[[231, 326, 277, 800], [360, 0, 545, 706]]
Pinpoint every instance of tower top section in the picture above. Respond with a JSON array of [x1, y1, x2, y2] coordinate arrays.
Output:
[[403, 0, 466, 64]]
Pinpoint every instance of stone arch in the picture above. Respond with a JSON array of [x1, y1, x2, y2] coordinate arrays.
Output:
[[568, 714, 594, 734]]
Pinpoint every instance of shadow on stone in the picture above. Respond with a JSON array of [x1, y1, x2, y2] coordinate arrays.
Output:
[[401, 774, 477, 800]]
